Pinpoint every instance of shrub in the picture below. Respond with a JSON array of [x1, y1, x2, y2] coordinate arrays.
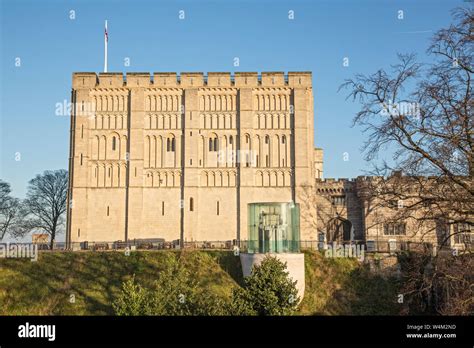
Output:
[[112, 275, 153, 315], [229, 256, 300, 316], [113, 255, 228, 316]]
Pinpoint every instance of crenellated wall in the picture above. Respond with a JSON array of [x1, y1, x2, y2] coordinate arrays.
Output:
[[72, 71, 313, 88], [313, 178, 364, 241], [67, 71, 317, 245]]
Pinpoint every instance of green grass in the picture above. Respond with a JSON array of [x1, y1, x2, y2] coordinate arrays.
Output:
[[299, 250, 400, 315], [0, 250, 399, 315]]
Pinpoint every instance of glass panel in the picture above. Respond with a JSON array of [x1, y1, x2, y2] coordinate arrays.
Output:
[[247, 202, 300, 254]]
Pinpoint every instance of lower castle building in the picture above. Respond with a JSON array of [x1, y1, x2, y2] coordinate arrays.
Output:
[[65, 71, 472, 251]]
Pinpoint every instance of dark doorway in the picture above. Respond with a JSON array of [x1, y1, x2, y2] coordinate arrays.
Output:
[[327, 217, 352, 242]]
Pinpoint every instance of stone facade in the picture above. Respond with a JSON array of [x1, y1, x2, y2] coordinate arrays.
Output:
[[66, 72, 319, 245], [66, 71, 472, 251]]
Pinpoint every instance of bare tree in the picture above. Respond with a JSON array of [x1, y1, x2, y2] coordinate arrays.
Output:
[[20, 170, 68, 249], [0, 180, 23, 240], [340, 7, 473, 238], [340, 7, 473, 315]]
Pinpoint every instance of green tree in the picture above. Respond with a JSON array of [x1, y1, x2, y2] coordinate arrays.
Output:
[[113, 255, 228, 316], [112, 275, 153, 315], [151, 255, 227, 316], [229, 256, 300, 316]]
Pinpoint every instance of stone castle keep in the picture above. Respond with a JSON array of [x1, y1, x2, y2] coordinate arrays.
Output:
[[66, 71, 470, 252], [66, 72, 321, 246]]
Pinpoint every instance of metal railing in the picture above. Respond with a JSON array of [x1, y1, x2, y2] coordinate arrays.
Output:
[[4, 239, 466, 254]]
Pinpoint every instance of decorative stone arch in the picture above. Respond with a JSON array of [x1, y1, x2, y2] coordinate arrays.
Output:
[[210, 171, 216, 187], [254, 135, 261, 167], [92, 135, 100, 160], [327, 217, 353, 243], [99, 135, 107, 160], [255, 171, 263, 186], [266, 114, 272, 129], [175, 171, 181, 187], [145, 171, 152, 187], [277, 171, 285, 187], [230, 170, 236, 186], [284, 171, 291, 187], [199, 114, 205, 129], [93, 163, 99, 187], [205, 95, 211, 111], [265, 95, 270, 110], [120, 163, 127, 187], [121, 135, 128, 161], [263, 171, 270, 187], [273, 114, 279, 129], [199, 95, 205, 110], [200, 171, 208, 187], [98, 163, 106, 187], [270, 171, 278, 186], [109, 131, 121, 160], [216, 171, 223, 187], [144, 135, 151, 168]]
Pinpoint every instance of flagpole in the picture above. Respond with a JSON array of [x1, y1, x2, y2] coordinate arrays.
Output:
[[104, 20, 108, 73]]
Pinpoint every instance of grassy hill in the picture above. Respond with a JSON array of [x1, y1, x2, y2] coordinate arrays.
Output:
[[0, 250, 400, 315]]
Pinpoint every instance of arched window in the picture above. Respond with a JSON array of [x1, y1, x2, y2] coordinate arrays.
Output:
[[190, 197, 194, 212], [229, 136, 233, 145], [209, 134, 218, 152], [282, 135, 286, 144], [167, 136, 175, 152], [112, 136, 117, 151], [265, 135, 269, 144]]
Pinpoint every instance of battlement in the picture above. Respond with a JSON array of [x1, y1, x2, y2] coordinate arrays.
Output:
[[315, 178, 357, 194], [316, 178, 357, 184], [72, 71, 312, 89]]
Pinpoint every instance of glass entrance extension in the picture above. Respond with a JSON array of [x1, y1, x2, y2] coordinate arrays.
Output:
[[247, 202, 300, 254]]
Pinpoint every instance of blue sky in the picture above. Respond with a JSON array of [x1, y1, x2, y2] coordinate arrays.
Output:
[[0, 0, 466, 197]]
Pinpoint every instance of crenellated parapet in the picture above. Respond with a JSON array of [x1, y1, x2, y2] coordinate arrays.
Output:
[[72, 71, 313, 89], [315, 178, 357, 194]]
